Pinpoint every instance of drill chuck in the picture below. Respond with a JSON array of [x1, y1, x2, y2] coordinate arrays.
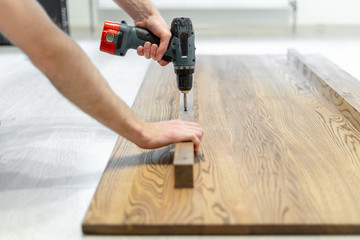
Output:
[[175, 66, 194, 93]]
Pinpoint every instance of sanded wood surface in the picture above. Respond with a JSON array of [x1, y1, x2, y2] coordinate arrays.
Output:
[[83, 53, 360, 235], [174, 90, 194, 188]]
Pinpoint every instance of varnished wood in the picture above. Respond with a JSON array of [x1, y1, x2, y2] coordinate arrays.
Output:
[[288, 49, 360, 131], [83, 53, 360, 235], [174, 90, 194, 188]]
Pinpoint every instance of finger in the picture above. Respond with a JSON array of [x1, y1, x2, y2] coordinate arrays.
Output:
[[194, 144, 199, 155], [170, 130, 200, 153], [182, 124, 203, 135], [137, 46, 144, 56], [181, 128, 202, 145], [144, 42, 151, 59], [176, 120, 202, 129], [169, 120, 202, 134], [184, 121, 201, 127], [192, 128, 204, 142], [156, 32, 171, 61], [151, 44, 157, 60], [192, 136, 201, 154], [157, 60, 170, 66]]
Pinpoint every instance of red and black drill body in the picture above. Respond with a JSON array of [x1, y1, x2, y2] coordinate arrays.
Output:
[[100, 17, 196, 110]]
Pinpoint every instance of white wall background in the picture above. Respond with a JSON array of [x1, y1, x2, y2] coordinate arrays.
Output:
[[67, 0, 91, 28], [297, 0, 360, 25], [67, 0, 360, 33]]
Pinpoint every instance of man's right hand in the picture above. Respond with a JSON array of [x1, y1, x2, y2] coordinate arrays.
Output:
[[113, 0, 171, 66], [135, 14, 171, 66]]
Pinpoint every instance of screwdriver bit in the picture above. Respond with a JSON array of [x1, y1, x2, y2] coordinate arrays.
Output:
[[184, 93, 187, 111]]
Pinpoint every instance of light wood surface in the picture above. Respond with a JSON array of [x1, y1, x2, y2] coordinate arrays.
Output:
[[83, 53, 360, 235], [174, 90, 195, 188]]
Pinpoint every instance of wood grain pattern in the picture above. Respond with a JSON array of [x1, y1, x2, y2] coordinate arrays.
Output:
[[288, 49, 360, 106], [174, 90, 194, 188], [83, 53, 360, 235], [288, 49, 360, 131]]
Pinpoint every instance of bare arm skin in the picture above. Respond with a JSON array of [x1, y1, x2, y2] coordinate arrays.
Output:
[[0, 0, 203, 153], [113, 0, 171, 66]]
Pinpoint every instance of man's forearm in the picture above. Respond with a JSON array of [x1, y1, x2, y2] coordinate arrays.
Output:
[[0, 0, 146, 144], [0, 0, 204, 151], [41, 31, 146, 143], [113, 0, 159, 23]]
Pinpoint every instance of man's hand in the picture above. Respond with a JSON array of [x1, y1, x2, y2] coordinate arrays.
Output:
[[113, 0, 171, 66], [135, 15, 171, 66], [136, 120, 204, 154]]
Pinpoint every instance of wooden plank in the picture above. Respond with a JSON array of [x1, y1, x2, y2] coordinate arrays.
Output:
[[288, 49, 360, 131], [83, 54, 360, 235], [174, 90, 194, 188]]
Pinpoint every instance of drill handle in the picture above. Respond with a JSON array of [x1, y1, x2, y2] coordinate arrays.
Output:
[[115, 21, 172, 61], [134, 27, 160, 46], [132, 27, 173, 62]]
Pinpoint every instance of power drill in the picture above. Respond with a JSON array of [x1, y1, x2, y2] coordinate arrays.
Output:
[[100, 17, 196, 111]]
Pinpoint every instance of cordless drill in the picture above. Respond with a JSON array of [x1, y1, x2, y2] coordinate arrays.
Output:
[[100, 17, 196, 111]]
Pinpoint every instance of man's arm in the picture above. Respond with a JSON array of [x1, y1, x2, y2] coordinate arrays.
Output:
[[0, 0, 203, 153], [113, 0, 171, 66]]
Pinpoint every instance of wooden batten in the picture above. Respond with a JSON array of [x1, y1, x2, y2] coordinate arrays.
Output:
[[174, 90, 194, 188]]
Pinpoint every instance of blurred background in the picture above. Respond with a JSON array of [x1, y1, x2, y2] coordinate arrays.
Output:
[[64, 0, 360, 78], [68, 0, 360, 37], [2, 0, 360, 66]]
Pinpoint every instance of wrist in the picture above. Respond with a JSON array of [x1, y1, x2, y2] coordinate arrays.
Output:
[[127, 120, 151, 148], [134, 11, 160, 28], [114, 0, 159, 26]]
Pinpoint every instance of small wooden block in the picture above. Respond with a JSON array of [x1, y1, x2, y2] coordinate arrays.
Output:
[[174, 142, 194, 188], [173, 90, 195, 188]]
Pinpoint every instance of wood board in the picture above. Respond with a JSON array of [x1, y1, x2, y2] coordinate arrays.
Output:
[[82, 51, 360, 235]]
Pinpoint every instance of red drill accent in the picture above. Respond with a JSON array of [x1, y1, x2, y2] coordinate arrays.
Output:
[[100, 21, 120, 54]]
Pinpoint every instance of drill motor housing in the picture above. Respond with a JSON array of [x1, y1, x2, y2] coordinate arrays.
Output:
[[100, 17, 196, 93]]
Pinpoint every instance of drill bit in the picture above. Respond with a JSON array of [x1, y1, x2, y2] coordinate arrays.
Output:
[[184, 93, 187, 111]]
